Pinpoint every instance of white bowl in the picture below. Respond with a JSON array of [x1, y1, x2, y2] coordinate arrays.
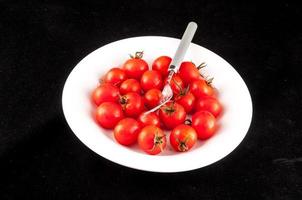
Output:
[[62, 36, 253, 173]]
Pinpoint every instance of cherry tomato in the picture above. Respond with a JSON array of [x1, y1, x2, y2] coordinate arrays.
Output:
[[152, 56, 172, 77], [164, 74, 184, 96], [175, 91, 195, 113], [140, 70, 163, 92], [159, 102, 186, 130], [103, 68, 127, 86], [95, 102, 124, 129], [138, 125, 166, 155], [119, 92, 144, 117], [122, 52, 148, 80], [119, 79, 141, 95], [137, 112, 160, 128], [179, 61, 203, 85], [190, 79, 215, 98], [192, 111, 217, 140], [170, 124, 197, 152], [195, 97, 223, 118], [114, 118, 141, 146], [92, 83, 120, 106], [144, 89, 162, 109]]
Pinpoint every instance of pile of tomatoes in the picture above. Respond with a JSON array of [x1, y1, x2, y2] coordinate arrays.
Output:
[[91, 51, 223, 155]]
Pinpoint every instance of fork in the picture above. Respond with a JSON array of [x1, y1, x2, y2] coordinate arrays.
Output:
[[144, 22, 198, 115]]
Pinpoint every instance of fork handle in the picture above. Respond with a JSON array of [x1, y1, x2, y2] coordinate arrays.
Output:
[[168, 22, 198, 74]]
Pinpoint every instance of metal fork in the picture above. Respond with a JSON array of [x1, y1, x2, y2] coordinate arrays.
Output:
[[144, 22, 198, 115]]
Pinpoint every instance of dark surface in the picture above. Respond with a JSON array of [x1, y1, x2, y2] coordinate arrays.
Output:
[[1, 0, 302, 199]]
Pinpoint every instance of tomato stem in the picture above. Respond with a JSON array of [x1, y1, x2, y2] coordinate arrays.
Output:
[[181, 85, 190, 96], [119, 96, 128, 105], [163, 103, 175, 115], [178, 142, 189, 152], [155, 135, 164, 145], [175, 85, 190, 101], [197, 62, 207, 70], [176, 138, 189, 152], [130, 51, 144, 59], [206, 77, 214, 86], [151, 131, 164, 152], [172, 76, 183, 92]]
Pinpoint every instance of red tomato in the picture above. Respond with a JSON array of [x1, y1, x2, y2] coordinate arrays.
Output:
[[119, 79, 141, 95], [170, 124, 197, 152], [152, 56, 172, 77], [179, 61, 202, 85], [195, 97, 223, 118], [95, 102, 124, 129], [190, 79, 215, 98], [192, 111, 217, 140], [144, 89, 162, 109], [122, 52, 148, 80], [140, 70, 163, 92], [164, 74, 184, 96], [175, 91, 195, 113], [92, 83, 120, 106], [119, 92, 144, 117], [114, 118, 141, 146], [138, 125, 166, 155], [159, 102, 186, 130], [137, 112, 160, 128], [103, 68, 127, 86]]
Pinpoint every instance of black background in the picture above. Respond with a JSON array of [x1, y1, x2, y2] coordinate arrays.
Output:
[[1, 0, 302, 199]]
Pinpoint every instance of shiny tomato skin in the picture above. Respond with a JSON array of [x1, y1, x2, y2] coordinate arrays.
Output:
[[192, 111, 217, 140], [144, 89, 162, 109], [137, 112, 160, 128], [179, 61, 201, 85], [95, 102, 124, 129], [195, 97, 223, 118], [103, 68, 127, 86], [138, 125, 166, 155], [152, 56, 172, 77], [119, 79, 142, 95], [122, 58, 148, 80], [140, 70, 163, 92], [120, 92, 144, 117], [190, 79, 215, 98], [164, 74, 184, 96], [114, 118, 141, 146], [175, 91, 195, 113], [92, 83, 120, 106], [159, 102, 186, 130], [170, 124, 197, 152]]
